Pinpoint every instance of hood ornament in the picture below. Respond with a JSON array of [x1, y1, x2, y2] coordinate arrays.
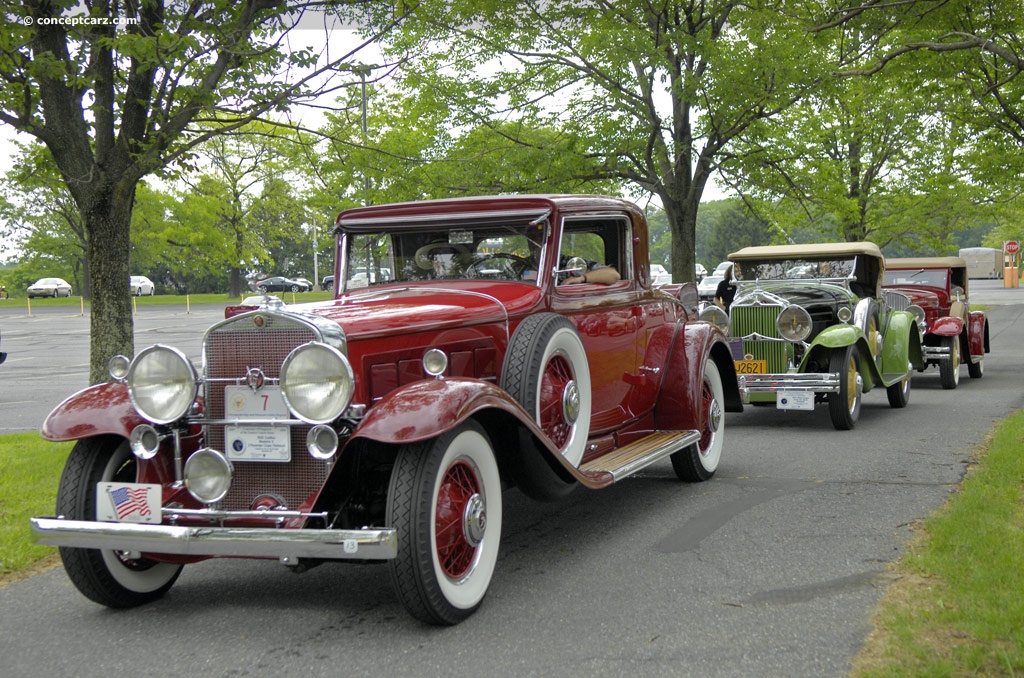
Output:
[[245, 367, 266, 392]]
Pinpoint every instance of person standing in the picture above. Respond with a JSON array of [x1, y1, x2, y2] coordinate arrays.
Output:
[[714, 263, 736, 311]]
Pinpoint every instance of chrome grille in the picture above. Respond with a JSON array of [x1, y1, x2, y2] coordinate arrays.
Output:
[[204, 315, 329, 511], [884, 290, 911, 312], [730, 305, 789, 372]]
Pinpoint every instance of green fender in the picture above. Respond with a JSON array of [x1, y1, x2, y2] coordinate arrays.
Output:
[[800, 324, 878, 391], [880, 310, 926, 376]]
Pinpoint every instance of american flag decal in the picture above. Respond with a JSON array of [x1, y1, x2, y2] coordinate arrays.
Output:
[[108, 486, 152, 520]]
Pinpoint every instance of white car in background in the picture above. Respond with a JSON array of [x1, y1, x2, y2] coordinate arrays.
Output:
[[697, 274, 723, 301], [27, 277, 73, 298], [695, 263, 708, 281], [650, 264, 672, 285], [130, 275, 155, 296]]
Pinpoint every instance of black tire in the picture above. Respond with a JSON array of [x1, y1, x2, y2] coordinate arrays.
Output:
[[501, 313, 591, 466], [289, 284, 300, 292], [671, 359, 724, 482], [387, 421, 502, 625], [968, 355, 984, 379], [828, 346, 862, 430], [886, 373, 911, 408], [56, 436, 182, 608], [135, 287, 142, 296], [939, 335, 960, 389]]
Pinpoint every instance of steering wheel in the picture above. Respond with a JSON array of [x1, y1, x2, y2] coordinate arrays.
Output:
[[465, 253, 533, 280]]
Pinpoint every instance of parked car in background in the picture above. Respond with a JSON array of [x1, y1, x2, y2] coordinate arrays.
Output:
[[33, 194, 742, 626], [884, 256, 989, 388], [0, 327, 6, 365], [695, 263, 708, 281], [321, 275, 335, 292], [697, 274, 723, 301], [27, 277, 72, 298], [650, 263, 672, 285], [254, 276, 308, 293], [294, 278, 314, 291], [722, 242, 925, 430], [712, 261, 732, 277], [129, 275, 155, 296]]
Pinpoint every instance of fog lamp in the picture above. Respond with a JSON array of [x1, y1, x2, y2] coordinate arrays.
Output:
[[307, 424, 339, 460], [184, 448, 233, 504], [129, 424, 161, 460]]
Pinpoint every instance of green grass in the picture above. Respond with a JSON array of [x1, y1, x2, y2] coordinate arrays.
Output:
[[853, 409, 1024, 676], [0, 434, 72, 579], [0, 290, 334, 310]]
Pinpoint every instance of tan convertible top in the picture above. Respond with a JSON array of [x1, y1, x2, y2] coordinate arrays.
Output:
[[728, 242, 883, 261], [886, 256, 967, 270]]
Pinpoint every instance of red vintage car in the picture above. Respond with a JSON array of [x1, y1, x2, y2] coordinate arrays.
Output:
[[883, 256, 990, 388], [32, 195, 741, 625]]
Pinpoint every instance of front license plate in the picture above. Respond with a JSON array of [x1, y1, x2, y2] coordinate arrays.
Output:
[[225, 424, 291, 462], [777, 390, 814, 411], [734, 359, 767, 374], [97, 482, 161, 523]]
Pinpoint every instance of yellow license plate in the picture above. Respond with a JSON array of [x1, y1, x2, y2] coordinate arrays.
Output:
[[734, 359, 767, 374]]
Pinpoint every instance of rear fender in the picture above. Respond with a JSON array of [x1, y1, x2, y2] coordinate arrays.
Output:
[[968, 311, 989, 356], [41, 382, 146, 442], [654, 321, 741, 433]]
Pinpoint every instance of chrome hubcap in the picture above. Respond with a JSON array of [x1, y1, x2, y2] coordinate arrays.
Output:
[[562, 379, 580, 425], [462, 493, 486, 546]]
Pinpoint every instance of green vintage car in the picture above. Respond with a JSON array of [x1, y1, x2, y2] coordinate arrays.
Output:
[[706, 242, 926, 430]]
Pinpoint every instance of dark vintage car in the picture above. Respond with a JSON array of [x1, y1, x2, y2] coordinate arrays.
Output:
[[883, 256, 989, 388], [32, 195, 742, 625], [703, 242, 925, 430], [254, 276, 309, 293]]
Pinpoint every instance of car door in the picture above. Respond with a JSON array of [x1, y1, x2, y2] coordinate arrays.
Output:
[[550, 215, 644, 434]]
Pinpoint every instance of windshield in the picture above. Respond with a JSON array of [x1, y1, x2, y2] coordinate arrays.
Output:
[[733, 257, 856, 282], [884, 269, 948, 288], [340, 219, 546, 290]]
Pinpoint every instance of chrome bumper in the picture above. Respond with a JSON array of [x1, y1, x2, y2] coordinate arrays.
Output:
[[30, 517, 397, 561], [738, 372, 840, 402], [923, 345, 952, 362]]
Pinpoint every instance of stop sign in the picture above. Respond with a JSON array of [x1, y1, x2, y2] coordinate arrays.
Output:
[[1006, 241, 1020, 254]]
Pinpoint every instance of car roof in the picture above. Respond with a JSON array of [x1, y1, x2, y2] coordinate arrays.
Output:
[[886, 256, 966, 270], [335, 194, 639, 232], [728, 242, 883, 262]]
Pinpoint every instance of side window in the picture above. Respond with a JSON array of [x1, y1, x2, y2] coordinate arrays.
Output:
[[558, 217, 631, 280]]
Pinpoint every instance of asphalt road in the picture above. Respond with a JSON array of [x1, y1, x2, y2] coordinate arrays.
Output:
[[2, 281, 1023, 677]]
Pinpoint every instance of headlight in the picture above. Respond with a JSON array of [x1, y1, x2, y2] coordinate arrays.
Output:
[[907, 304, 927, 329], [699, 304, 730, 335], [777, 305, 812, 342], [280, 342, 355, 424], [127, 345, 198, 424]]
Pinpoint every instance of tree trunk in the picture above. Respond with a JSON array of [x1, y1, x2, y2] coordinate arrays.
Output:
[[664, 194, 700, 285], [84, 182, 136, 384]]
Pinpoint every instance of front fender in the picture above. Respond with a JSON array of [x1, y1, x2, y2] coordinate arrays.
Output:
[[41, 382, 146, 442], [927, 316, 964, 337], [881, 311, 926, 375], [351, 377, 542, 445]]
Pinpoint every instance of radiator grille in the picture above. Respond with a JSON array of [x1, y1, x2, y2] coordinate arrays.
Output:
[[204, 316, 329, 511], [730, 305, 790, 372]]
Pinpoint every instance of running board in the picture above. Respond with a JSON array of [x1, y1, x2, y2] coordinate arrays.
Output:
[[579, 430, 701, 483]]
